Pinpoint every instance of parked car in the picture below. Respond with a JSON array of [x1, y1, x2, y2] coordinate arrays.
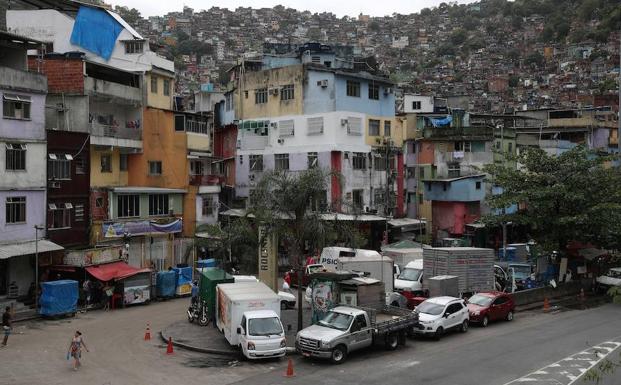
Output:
[[412, 296, 469, 340], [466, 291, 515, 327], [596, 267, 621, 292]]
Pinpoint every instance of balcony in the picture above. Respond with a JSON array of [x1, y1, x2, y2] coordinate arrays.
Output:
[[189, 174, 224, 186], [424, 126, 494, 141], [84, 77, 142, 105], [0, 66, 47, 93], [90, 122, 142, 149]]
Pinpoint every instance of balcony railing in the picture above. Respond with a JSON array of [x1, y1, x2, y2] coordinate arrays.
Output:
[[189, 174, 224, 186], [90, 122, 142, 141], [84, 77, 142, 104], [424, 126, 494, 140]]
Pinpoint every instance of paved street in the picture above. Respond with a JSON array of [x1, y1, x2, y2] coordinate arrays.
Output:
[[1, 298, 620, 385]]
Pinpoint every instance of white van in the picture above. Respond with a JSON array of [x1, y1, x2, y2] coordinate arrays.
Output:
[[394, 259, 424, 296]]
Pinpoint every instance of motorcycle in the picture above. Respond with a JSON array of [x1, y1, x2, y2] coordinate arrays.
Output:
[[187, 298, 210, 326]]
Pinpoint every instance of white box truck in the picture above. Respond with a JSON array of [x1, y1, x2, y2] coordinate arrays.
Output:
[[319, 247, 394, 292], [215, 281, 287, 360]]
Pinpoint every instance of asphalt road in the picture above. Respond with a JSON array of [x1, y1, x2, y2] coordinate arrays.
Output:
[[233, 303, 621, 385]]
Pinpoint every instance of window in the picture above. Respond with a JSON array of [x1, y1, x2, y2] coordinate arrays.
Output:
[[249, 155, 263, 172], [384, 121, 391, 137], [352, 314, 367, 331], [278, 120, 295, 137], [100, 154, 112, 173], [493, 297, 508, 306], [368, 83, 379, 100], [225, 93, 233, 110], [118, 195, 140, 218], [374, 190, 384, 206], [255, 88, 267, 104], [307, 152, 318, 169], [352, 189, 363, 209], [48, 203, 71, 229], [412, 101, 422, 110], [374, 154, 387, 171], [74, 204, 84, 222], [346, 80, 360, 97], [3, 94, 31, 120], [307, 117, 324, 135], [419, 167, 426, 179], [148, 194, 169, 216], [352, 152, 366, 170], [369, 119, 380, 136], [150, 76, 158, 94], [174, 115, 185, 131], [308, 190, 327, 212], [275, 153, 289, 171], [508, 142, 513, 153], [280, 84, 294, 101], [190, 160, 204, 175], [5, 196, 26, 224], [311, 56, 321, 63], [347, 117, 362, 135], [202, 196, 215, 216], [124, 40, 144, 54], [163, 79, 171, 96], [448, 163, 461, 178], [476, 181, 482, 190], [455, 141, 472, 152], [5, 143, 26, 171], [119, 154, 128, 171], [495, 141, 501, 150], [75, 156, 86, 174], [149, 161, 162, 176], [95, 197, 104, 208], [48, 155, 71, 180]]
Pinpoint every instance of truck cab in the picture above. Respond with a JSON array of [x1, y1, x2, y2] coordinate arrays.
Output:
[[394, 259, 424, 297], [237, 310, 287, 359]]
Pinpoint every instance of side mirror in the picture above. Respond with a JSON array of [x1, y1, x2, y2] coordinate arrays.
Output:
[[236, 327, 242, 335]]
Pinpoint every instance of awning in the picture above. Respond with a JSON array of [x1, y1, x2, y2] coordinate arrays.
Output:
[[388, 218, 426, 231], [85, 261, 151, 282], [0, 239, 64, 260]]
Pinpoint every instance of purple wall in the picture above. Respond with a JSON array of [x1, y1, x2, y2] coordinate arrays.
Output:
[[0, 190, 46, 243], [0, 93, 46, 140]]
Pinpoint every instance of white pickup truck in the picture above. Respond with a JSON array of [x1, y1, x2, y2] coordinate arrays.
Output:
[[296, 305, 418, 364]]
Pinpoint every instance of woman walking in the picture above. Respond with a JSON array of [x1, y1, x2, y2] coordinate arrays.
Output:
[[68, 331, 89, 371]]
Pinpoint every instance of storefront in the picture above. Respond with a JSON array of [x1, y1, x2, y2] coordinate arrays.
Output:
[[85, 261, 152, 306]]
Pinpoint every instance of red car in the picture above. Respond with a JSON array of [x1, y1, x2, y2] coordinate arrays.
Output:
[[466, 291, 515, 327]]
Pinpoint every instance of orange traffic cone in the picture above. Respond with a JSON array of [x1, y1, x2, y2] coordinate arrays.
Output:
[[543, 297, 550, 312], [144, 323, 151, 341], [166, 337, 174, 355], [284, 358, 295, 377]]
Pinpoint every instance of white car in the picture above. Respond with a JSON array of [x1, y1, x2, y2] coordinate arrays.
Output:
[[596, 267, 621, 291], [412, 296, 469, 340]]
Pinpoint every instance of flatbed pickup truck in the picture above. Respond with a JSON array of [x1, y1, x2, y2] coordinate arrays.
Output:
[[296, 305, 419, 364]]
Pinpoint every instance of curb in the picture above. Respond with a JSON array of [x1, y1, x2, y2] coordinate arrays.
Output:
[[159, 330, 238, 356]]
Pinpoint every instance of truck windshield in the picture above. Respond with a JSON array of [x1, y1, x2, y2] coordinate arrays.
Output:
[[319, 311, 354, 331], [511, 265, 531, 279], [467, 294, 493, 307], [248, 317, 283, 336], [416, 301, 445, 316], [398, 268, 422, 281]]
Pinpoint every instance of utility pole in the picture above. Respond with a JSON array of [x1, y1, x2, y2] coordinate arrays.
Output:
[[34, 225, 44, 311]]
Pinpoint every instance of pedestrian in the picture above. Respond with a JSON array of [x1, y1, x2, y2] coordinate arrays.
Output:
[[67, 330, 89, 371], [82, 279, 91, 311], [2, 306, 12, 347], [102, 283, 114, 311]]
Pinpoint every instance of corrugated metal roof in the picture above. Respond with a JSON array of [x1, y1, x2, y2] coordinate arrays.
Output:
[[0, 239, 64, 260]]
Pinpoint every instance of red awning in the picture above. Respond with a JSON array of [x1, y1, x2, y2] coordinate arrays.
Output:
[[85, 261, 151, 282]]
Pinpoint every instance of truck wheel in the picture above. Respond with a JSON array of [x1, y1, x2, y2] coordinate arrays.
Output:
[[460, 320, 469, 333], [481, 316, 489, 327], [330, 345, 347, 364], [407, 326, 416, 338], [434, 327, 444, 341], [385, 333, 399, 351]]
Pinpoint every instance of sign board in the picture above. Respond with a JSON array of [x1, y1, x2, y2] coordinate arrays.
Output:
[[257, 226, 278, 292], [64, 246, 123, 267], [124, 285, 150, 305]]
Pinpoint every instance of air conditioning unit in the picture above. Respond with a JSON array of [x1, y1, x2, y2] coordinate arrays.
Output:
[[340, 118, 349, 126], [277, 138, 285, 144], [317, 79, 329, 88], [270, 122, 278, 129], [384, 87, 393, 95], [49, 181, 61, 189], [269, 88, 279, 96]]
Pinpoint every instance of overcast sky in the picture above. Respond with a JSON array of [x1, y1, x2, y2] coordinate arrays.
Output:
[[107, 0, 478, 18]]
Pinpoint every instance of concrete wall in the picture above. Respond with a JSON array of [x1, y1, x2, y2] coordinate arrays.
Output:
[[303, 70, 337, 114], [334, 74, 395, 117], [403, 95, 434, 113], [365, 115, 403, 147], [0, 90, 47, 141], [511, 280, 589, 306], [186, 132, 211, 152], [0, 66, 47, 94], [0, 141, 46, 190], [45, 95, 89, 131], [0, 190, 46, 243], [90, 147, 129, 188], [146, 73, 174, 110], [424, 177, 485, 202]]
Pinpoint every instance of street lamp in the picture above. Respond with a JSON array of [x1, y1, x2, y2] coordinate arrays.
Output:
[[34, 224, 44, 311], [502, 221, 513, 259]]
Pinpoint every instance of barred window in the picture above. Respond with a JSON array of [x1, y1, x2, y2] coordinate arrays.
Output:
[[148, 194, 169, 216], [384, 121, 391, 137], [280, 84, 294, 101], [346, 80, 360, 97], [3, 94, 31, 120], [307, 117, 324, 135], [347, 117, 362, 135], [163, 79, 171, 96], [48, 203, 71, 229], [5, 196, 26, 224], [275, 153, 289, 171], [5, 143, 26, 171], [202, 196, 215, 216], [100, 154, 112, 173], [369, 119, 380, 136], [249, 155, 263, 172], [368, 83, 379, 100], [352, 189, 363, 209], [255, 88, 268, 104], [48, 154, 71, 180], [150, 76, 158, 94], [124, 40, 144, 54], [149, 161, 162, 175], [278, 120, 295, 137], [118, 195, 140, 218], [307, 152, 318, 169], [352, 152, 366, 170]]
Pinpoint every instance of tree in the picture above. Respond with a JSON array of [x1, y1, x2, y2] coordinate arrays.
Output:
[[450, 28, 468, 46], [248, 168, 363, 331], [114, 6, 142, 26], [483, 147, 621, 254]]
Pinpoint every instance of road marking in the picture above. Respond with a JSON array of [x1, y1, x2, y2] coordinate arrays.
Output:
[[503, 341, 621, 385]]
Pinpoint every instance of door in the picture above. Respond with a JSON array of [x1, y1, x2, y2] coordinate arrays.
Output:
[[238, 315, 248, 350], [349, 314, 372, 351], [490, 296, 508, 321], [443, 303, 463, 329]]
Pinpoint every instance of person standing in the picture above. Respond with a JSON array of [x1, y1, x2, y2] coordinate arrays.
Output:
[[2, 306, 12, 347], [82, 279, 92, 311], [67, 330, 89, 371]]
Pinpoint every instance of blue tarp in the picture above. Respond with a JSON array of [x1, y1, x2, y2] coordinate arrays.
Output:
[[428, 115, 452, 127], [156, 271, 176, 298], [40, 280, 78, 316], [196, 259, 216, 268], [70, 6, 123, 60], [172, 267, 192, 286]]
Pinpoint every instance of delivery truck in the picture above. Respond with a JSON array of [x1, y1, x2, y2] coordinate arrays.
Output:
[[319, 247, 395, 292], [423, 247, 495, 295], [215, 282, 287, 360]]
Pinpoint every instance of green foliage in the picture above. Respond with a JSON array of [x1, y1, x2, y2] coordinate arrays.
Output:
[[450, 29, 468, 46], [483, 146, 621, 253], [113, 6, 141, 27], [607, 286, 621, 305], [508, 75, 520, 88]]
